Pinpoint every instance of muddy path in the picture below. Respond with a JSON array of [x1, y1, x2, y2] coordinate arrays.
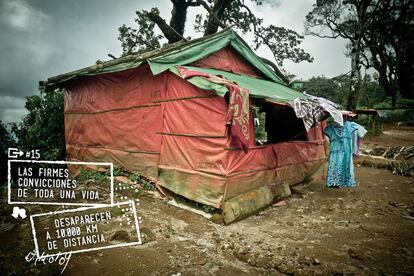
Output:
[[58, 166, 413, 276]]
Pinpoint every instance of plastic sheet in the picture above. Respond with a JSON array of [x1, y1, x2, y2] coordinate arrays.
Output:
[[63, 49, 328, 216], [191, 46, 262, 78]]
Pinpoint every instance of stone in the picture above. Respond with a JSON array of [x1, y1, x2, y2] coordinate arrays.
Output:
[[273, 200, 287, 207], [111, 230, 130, 242], [115, 176, 133, 184], [311, 257, 321, 265], [348, 248, 367, 261], [140, 227, 156, 243], [233, 248, 251, 263], [256, 257, 268, 268], [210, 213, 224, 224], [277, 264, 288, 274], [212, 232, 221, 244]]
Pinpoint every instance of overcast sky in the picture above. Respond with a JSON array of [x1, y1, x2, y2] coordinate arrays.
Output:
[[0, 0, 349, 124]]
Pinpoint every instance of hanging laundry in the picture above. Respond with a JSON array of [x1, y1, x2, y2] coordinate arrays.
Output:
[[305, 94, 344, 127], [324, 121, 359, 187], [289, 96, 343, 131], [349, 122, 367, 157], [289, 98, 325, 131], [225, 86, 250, 151]]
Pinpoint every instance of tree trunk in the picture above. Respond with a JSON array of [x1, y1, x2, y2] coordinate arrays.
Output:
[[398, 65, 414, 99], [347, 40, 361, 111], [146, 9, 183, 43], [346, 1, 371, 111], [204, 0, 232, 36], [391, 71, 397, 109], [170, 0, 188, 37], [370, 44, 397, 109], [396, 46, 414, 100], [378, 73, 395, 108]]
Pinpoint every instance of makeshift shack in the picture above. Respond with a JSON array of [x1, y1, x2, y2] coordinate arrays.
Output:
[[40, 29, 329, 223]]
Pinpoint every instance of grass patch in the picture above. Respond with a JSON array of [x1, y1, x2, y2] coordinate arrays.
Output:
[[77, 168, 108, 183], [128, 173, 155, 191]]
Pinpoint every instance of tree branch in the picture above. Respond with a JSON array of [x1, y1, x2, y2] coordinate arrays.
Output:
[[203, 0, 232, 35], [306, 29, 341, 39], [186, 0, 200, 7], [235, 0, 258, 33], [259, 56, 289, 83], [196, 0, 227, 29], [144, 9, 186, 43]]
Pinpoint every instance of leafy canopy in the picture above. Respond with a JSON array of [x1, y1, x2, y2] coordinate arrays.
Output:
[[118, 0, 313, 67], [305, 0, 414, 109]]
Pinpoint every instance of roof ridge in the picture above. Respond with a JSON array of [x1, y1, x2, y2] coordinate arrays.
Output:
[[41, 28, 234, 87], [40, 28, 288, 91]]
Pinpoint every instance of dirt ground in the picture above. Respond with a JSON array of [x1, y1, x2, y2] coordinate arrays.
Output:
[[1, 125, 413, 275], [364, 123, 414, 147]]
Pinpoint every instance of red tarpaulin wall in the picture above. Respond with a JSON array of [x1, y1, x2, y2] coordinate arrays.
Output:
[[65, 64, 165, 179], [158, 73, 229, 207], [191, 46, 263, 78]]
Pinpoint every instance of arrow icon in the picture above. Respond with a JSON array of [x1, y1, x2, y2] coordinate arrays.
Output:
[[8, 148, 24, 159]]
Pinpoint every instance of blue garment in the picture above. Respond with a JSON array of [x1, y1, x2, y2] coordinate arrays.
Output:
[[349, 122, 367, 156], [324, 122, 358, 187]]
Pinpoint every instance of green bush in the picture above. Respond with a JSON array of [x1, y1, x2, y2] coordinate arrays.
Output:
[[12, 90, 65, 160], [0, 121, 16, 184], [77, 168, 108, 183], [127, 172, 155, 190], [373, 97, 414, 123], [385, 109, 414, 123]]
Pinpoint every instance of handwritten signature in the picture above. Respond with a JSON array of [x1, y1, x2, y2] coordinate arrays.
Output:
[[25, 250, 72, 274]]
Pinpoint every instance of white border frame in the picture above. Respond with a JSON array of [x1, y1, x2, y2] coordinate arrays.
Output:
[[30, 200, 142, 258], [8, 160, 114, 206]]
